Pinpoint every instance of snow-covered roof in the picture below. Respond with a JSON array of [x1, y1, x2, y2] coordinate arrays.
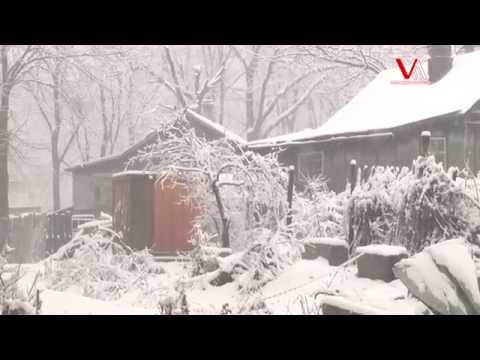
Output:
[[249, 50, 480, 147], [185, 109, 247, 145], [66, 109, 245, 172], [112, 170, 157, 178]]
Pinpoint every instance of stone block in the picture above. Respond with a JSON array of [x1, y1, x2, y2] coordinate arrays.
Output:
[[356, 245, 408, 282], [302, 238, 349, 266]]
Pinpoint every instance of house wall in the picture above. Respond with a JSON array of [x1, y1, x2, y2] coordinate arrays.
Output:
[[72, 172, 115, 215], [268, 114, 470, 193]]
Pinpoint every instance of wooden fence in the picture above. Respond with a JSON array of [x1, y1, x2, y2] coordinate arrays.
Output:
[[6, 207, 74, 263], [44, 207, 73, 256], [7, 213, 47, 264]]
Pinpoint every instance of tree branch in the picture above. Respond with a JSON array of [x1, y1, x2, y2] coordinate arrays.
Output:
[[164, 46, 187, 107], [262, 76, 325, 137]]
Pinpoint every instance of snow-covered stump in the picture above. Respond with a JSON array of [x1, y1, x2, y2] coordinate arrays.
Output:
[[301, 238, 348, 265], [356, 245, 408, 282]]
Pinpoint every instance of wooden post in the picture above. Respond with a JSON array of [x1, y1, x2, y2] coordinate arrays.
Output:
[[419, 131, 431, 178], [349, 159, 357, 193], [451, 168, 458, 182], [420, 131, 431, 157], [347, 160, 357, 250], [286, 166, 295, 227], [363, 165, 370, 184]]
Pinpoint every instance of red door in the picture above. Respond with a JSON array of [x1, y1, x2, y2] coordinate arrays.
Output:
[[153, 176, 196, 253]]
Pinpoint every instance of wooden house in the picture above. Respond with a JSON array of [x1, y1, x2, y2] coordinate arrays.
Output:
[[248, 46, 480, 192]]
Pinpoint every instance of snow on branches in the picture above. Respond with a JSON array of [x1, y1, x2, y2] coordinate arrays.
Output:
[[129, 114, 290, 250], [348, 156, 480, 253]]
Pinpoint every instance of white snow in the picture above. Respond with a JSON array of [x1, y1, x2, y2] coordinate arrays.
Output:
[[249, 50, 480, 146], [305, 237, 348, 247], [112, 170, 157, 178], [40, 290, 155, 315], [356, 244, 408, 257], [321, 295, 399, 315], [425, 239, 480, 312], [78, 219, 112, 229], [9, 255, 424, 315], [393, 250, 475, 314], [185, 109, 247, 145]]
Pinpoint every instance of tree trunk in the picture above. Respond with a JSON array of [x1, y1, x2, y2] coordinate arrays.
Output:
[[52, 70, 61, 211], [128, 122, 136, 146], [99, 85, 109, 158], [0, 46, 10, 249], [245, 69, 256, 141], [51, 129, 61, 211], [212, 179, 230, 248], [218, 74, 225, 125], [52, 155, 61, 211]]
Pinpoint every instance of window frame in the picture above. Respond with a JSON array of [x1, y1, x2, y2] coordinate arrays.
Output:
[[297, 150, 325, 178], [430, 136, 447, 167]]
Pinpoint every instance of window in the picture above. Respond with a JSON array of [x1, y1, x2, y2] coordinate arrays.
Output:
[[430, 137, 447, 167], [297, 151, 324, 178]]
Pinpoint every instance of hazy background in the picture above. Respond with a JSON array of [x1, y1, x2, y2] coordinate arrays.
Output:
[[5, 45, 448, 211]]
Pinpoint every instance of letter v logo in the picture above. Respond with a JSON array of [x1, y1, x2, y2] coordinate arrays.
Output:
[[395, 58, 418, 80]]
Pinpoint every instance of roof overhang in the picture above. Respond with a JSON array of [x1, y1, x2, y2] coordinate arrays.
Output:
[[248, 110, 462, 150]]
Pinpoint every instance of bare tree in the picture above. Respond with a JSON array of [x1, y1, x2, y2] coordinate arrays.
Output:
[[71, 48, 164, 161], [229, 45, 334, 140], [27, 57, 88, 210], [0, 45, 51, 247], [149, 46, 229, 119]]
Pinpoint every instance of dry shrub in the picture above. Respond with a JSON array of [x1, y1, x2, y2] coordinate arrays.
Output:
[[0, 253, 39, 315], [235, 227, 303, 293], [349, 156, 480, 253], [293, 174, 346, 240]]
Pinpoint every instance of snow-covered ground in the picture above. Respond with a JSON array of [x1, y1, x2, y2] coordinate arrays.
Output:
[[9, 256, 421, 315]]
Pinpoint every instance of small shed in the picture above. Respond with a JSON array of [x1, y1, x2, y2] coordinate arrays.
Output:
[[112, 172, 196, 254]]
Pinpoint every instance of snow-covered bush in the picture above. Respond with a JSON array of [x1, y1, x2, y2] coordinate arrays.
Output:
[[41, 231, 164, 302], [157, 284, 190, 315], [0, 253, 39, 315], [348, 165, 410, 247], [235, 227, 303, 293], [349, 156, 480, 253], [187, 225, 224, 276], [293, 174, 346, 240]]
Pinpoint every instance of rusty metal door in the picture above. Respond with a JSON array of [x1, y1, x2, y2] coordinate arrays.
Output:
[[153, 176, 195, 253]]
